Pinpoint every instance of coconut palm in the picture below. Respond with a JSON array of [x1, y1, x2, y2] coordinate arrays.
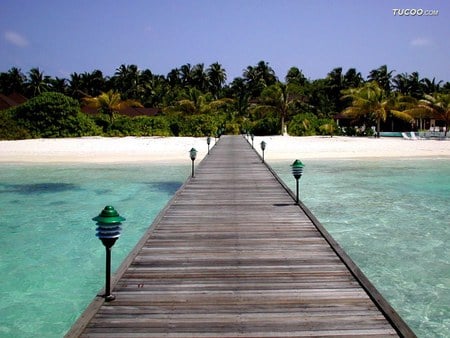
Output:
[[49, 77, 68, 94], [342, 81, 413, 137], [243, 61, 277, 98], [180, 63, 193, 86], [416, 94, 450, 136], [83, 90, 142, 125], [174, 88, 233, 115], [26, 68, 50, 97], [255, 82, 302, 135], [207, 62, 227, 99], [343, 68, 364, 89], [368, 65, 394, 94], [285, 67, 307, 86], [191, 63, 208, 92], [421, 77, 443, 95], [0, 67, 26, 94], [112, 64, 141, 100], [167, 68, 182, 88], [228, 77, 251, 117]]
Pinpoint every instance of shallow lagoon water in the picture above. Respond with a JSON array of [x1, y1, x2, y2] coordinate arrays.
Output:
[[0, 159, 448, 337]]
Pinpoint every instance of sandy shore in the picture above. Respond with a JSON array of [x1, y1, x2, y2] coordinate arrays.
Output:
[[0, 136, 449, 164], [257, 135, 450, 161]]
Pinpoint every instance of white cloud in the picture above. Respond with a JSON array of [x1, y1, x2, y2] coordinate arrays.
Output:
[[410, 37, 432, 47], [4, 31, 29, 47]]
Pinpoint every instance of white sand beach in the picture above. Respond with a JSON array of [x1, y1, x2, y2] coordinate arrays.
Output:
[[257, 135, 450, 161], [0, 136, 449, 164]]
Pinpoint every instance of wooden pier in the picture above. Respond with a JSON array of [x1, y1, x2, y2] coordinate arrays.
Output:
[[67, 135, 415, 337]]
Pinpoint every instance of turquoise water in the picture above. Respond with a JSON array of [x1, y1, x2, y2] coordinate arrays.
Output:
[[0, 159, 449, 337]]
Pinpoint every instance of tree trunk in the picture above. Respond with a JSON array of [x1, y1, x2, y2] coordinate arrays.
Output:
[[281, 115, 286, 136]]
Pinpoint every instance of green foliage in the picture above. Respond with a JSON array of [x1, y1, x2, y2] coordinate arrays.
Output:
[[0, 109, 31, 140], [176, 114, 225, 137], [71, 112, 102, 136], [318, 120, 339, 137], [288, 113, 319, 136], [109, 116, 172, 136], [251, 116, 280, 135], [2, 63, 448, 139], [12, 92, 100, 137]]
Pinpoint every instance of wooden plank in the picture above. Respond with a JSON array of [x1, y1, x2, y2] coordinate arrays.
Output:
[[65, 135, 415, 338]]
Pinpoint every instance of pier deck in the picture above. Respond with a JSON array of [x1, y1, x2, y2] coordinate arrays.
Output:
[[67, 135, 414, 337]]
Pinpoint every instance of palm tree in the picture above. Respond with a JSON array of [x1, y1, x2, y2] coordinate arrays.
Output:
[[26, 67, 50, 97], [207, 62, 227, 99], [82, 70, 107, 97], [50, 77, 68, 94], [68, 72, 84, 99], [343, 68, 364, 89], [415, 94, 450, 136], [174, 88, 232, 115], [0, 67, 26, 94], [285, 67, 307, 86], [368, 65, 394, 94], [392, 73, 409, 95], [421, 77, 443, 95], [180, 63, 193, 86], [228, 77, 251, 117], [405, 72, 423, 98], [112, 64, 141, 99], [83, 90, 142, 125], [243, 61, 277, 98], [255, 82, 302, 135], [191, 63, 208, 91], [167, 68, 182, 88], [342, 81, 413, 137]]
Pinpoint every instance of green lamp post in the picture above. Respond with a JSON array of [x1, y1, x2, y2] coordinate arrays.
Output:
[[291, 160, 305, 204], [93, 205, 125, 302], [260, 141, 266, 163], [189, 148, 197, 177], [207, 137, 211, 154]]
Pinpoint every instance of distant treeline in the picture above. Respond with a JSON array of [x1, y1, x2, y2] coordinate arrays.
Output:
[[1, 62, 449, 139]]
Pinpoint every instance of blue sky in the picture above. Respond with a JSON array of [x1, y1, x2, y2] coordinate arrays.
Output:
[[1, 0, 449, 83]]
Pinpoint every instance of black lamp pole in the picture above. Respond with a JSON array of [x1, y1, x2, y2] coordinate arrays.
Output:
[[291, 160, 305, 204], [260, 141, 266, 163], [93, 206, 125, 302], [189, 148, 197, 177]]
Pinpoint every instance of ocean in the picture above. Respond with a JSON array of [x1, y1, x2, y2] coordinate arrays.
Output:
[[0, 158, 448, 337]]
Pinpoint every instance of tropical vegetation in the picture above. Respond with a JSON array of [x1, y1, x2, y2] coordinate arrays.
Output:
[[0, 62, 449, 139]]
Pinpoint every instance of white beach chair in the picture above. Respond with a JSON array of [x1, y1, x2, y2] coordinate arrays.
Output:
[[402, 132, 412, 140], [410, 132, 419, 140]]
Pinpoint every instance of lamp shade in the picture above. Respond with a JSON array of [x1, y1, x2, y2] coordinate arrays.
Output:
[[260, 141, 266, 151], [189, 148, 198, 161], [93, 206, 125, 240], [291, 159, 305, 179]]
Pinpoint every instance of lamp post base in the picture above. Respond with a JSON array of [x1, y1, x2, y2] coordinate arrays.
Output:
[[104, 294, 116, 302]]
